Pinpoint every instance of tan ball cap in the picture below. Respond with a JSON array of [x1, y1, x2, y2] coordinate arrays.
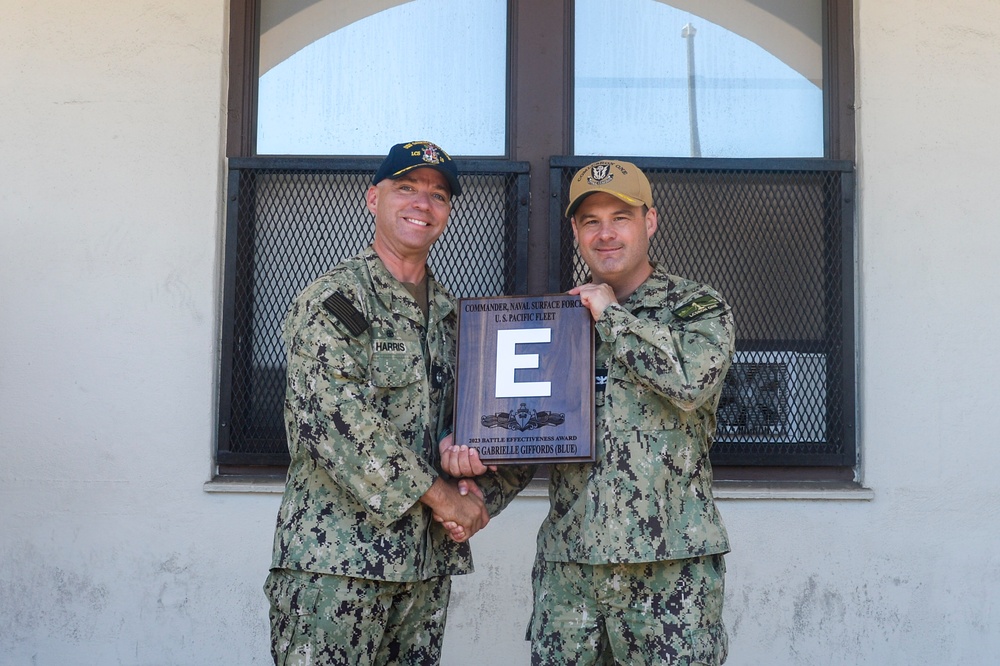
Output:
[[565, 160, 653, 218]]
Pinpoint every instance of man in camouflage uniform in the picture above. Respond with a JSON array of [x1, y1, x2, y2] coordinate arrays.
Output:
[[264, 141, 528, 666], [444, 159, 734, 665]]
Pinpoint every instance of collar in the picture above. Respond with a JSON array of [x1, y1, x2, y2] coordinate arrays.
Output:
[[361, 245, 454, 325]]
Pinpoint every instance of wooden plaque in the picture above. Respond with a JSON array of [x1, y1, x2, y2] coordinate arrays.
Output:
[[454, 294, 595, 464]]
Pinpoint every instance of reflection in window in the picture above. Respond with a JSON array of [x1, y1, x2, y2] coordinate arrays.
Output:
[[575, 0, 824, 158], [257, 0, 507, 156]]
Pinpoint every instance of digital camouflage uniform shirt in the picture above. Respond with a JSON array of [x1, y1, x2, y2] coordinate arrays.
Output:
[[536, 263, 735, 564], [271, 246, 527, 582]]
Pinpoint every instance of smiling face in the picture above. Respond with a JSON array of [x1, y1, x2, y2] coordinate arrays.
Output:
[[571, 191, 657, 300], [367, 167, 452, 270]]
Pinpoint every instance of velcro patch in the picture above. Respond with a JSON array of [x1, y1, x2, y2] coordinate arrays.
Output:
[[322, 292, 369, 336], [673, 295, 722, 319], [373, 340, 408, 354]]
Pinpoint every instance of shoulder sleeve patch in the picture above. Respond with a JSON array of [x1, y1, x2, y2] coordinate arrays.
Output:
[[322, 291, 369, 336], [673, 294, 723, 320]]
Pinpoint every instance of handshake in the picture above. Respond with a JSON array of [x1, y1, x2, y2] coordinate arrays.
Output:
[[420, 433, 498, 543]]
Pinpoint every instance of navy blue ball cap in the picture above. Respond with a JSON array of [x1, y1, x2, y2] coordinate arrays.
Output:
[[372, 140, 462, 198]]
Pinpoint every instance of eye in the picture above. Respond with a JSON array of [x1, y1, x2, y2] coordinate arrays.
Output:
[[433, 193, 449, 204]]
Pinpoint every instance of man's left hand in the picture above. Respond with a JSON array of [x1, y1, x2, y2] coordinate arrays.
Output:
[[439, 433, 495, 477]]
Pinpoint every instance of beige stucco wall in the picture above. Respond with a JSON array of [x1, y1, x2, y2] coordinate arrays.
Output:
[[1, 0, 999, 664]]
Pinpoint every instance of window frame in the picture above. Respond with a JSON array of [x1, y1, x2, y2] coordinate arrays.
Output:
[[549, 156, 857, 473], [222, 0, 856, 479]]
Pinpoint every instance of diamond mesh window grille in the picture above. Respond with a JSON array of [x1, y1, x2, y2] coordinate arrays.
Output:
[[218, 158, 530, 467], [218, 156, 855, 470], [549, 157, 856, 466]]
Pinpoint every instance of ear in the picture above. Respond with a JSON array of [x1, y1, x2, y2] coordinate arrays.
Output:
[[645, 207, 658, 239], [365, 185, 379, 215], [570, 217, 580, 242]]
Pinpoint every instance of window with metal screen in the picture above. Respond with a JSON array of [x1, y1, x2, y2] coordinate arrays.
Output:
[[549, 157, 856, 466], [223, 0, 856, 476], [217, 158, 530, 469]]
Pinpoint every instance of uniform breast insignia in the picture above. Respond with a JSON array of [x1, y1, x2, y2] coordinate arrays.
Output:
[[595, 368, 609, 393], [672, 295, 722, 320], [322, 292, 369, 336], [431, 364, 448, 389]]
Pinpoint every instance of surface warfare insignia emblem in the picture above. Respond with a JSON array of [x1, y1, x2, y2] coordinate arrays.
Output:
[[587, 162, 613, 185], [481, 403, 565, 432]]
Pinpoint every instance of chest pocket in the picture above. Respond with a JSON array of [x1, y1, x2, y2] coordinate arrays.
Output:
[[369, 339, 424, 389]]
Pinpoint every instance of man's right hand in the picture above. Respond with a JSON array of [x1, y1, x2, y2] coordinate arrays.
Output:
[[420, 477, 490, 543], [569, 282, 617, 321]]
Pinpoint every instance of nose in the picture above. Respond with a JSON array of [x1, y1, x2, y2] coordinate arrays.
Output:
[[411, 189, 432, 210], [596, 220, 615, 240]]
